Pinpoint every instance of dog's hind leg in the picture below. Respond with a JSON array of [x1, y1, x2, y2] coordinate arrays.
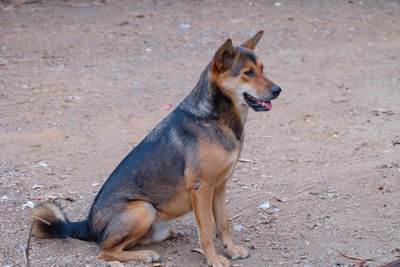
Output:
[[98, 201, 160, 263]]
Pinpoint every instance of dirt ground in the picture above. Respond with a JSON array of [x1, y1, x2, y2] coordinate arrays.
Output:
[[1, 0, 399, 266]]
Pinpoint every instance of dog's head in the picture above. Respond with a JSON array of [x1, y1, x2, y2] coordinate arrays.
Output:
[[211, 31, 281, 112]]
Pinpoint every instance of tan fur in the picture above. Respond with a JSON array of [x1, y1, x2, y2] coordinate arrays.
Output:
[[31, 203, 67, 238], [98, 201, 159, 263]]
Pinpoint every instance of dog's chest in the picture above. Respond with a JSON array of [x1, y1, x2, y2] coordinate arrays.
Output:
[[214, 147, 241, 188], [223, 150, 239, 180]]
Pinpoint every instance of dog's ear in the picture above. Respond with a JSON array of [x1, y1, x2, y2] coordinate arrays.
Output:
[[241, 31, 263, 50], [212, 39, 236, 72]]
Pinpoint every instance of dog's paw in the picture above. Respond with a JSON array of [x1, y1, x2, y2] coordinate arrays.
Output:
[[139, 250, 161, 263], [225, 245, 250, 260], [168, 229, 183, 239], [207, 254, 231, 267]]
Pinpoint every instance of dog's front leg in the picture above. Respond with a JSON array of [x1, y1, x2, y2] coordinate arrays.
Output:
[[191, 183, 231, 267], [213, 184, 250, 260]]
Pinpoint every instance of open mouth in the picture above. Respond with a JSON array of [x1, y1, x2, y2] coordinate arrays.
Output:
[[243, 93, 272, 112]]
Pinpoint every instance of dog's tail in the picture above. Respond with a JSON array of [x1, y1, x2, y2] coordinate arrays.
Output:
[[31, 203, 94, 241]]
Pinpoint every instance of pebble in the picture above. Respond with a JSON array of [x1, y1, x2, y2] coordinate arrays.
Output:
[[233, 224, 244, 231], [22, 201, 35, 209], [38, 161, 48, 168], [32, 184, 43, 189], [259, 201, 270, 209], [280, 197, 289, 202], [180, 23, 191, 29], [327, 193, 336, 199]]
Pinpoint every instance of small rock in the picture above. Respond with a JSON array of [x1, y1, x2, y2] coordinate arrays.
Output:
[[309, 190, 320, 195], [307, 223, 318, 229], [22, 201, 35, 209], [327, 193, 336, 199], [280, 197, 289, 202], [38, 161, 48, 168], [233, 224, 244, 231], [32, 184, 43, 189], [180, 23, 191, 29], [118, 21, 129, 26], [56, 64, 64, 72], [259, 201, 270, 209]]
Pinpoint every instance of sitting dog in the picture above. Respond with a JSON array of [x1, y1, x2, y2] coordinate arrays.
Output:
[[31, 31, 281, 267]]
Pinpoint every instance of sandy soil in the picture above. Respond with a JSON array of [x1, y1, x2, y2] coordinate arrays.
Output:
[[1, 0, 399, 266]]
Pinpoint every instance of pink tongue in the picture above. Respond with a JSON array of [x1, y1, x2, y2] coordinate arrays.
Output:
[[256, 100, 272, 110], [264, 101, 272, 110]]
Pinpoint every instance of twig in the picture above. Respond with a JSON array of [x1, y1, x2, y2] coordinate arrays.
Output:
[[335, 248, 374, 261], [3, 100, 29, 107], [191, 248, 205, 256], [228, 212, 244, 221], [20, 222, 34, 267], [238, 158, 253, 163], [378, 259, 400, 267]]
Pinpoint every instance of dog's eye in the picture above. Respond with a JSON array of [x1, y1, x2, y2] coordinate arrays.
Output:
[[244, 70, 254, 77]]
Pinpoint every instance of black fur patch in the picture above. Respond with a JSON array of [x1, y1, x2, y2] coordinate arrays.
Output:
[[231, 47, 258, 77]]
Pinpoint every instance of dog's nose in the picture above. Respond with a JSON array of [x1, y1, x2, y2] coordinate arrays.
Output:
[[270, 86, 281, 97]]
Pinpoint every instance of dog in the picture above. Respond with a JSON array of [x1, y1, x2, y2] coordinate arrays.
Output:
[[31, 31, 281, 267]]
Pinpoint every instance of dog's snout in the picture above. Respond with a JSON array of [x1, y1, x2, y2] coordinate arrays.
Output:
[[270, 86, 281, 97]]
